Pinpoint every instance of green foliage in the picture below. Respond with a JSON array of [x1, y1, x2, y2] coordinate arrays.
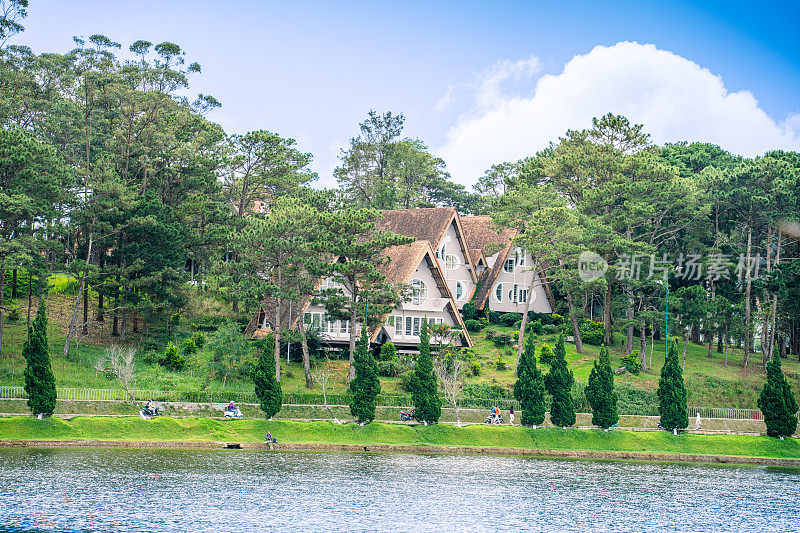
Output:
[[499, 312, 520, 327], [538, 345, 554, 365], [620, 351, 642, 375], [514, 335, 546, 426], [349, 327, 381, 423], [470, 361, 481, 376], [160, 343, 185, 372], [579, 320, 605, 346], [495, 357, 507, 371], [586, 347, 619, 428], [253, 334, 282, 419], [22, 301, 56, 416], [207, 323, 255, 385], [7, 308, 19, 322], [411, 320, 441, 424], [526, 320, 543, 335], [464, 319, 484, 332], [398, 370, 415, 392], [461, 298, 477, 321], [377, 360, 401, 377], [657, 342, 688, 430], [758, 352, 798, 438], [192, 332, 206, 350], [378, 342, 397, 361], [181, 337, 197, 356], [545, 336, 575, 427], [485, 329, 513, 347]]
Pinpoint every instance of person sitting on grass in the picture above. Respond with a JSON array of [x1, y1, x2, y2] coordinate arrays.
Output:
[[265, 431, 276, 443]]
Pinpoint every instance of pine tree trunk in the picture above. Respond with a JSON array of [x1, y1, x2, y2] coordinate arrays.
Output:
[[11, 268, 17, 299], [682, 328, 689, 371], [82, 282, 89, 335], [299, 323, 313, 388], [26, 271, 32, 330], [274, 268, 282, 382], [624, 286, 634, 354], [767, 232, 782, 364], [743, 222, 753, 369], [349, 306, 357, 381], [565, 290, 585, 354], [64, 234, 93, 358], [640, 317, 647, 370], [707, 331, 714, 358], [516, 274, 539, 359]]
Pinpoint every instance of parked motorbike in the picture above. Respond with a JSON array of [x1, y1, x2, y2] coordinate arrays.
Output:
[[224, 408, 243, 418], [400, 410, 417, 422]]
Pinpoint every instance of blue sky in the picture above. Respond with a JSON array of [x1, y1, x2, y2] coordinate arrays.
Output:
[[12, 0, 800, 188]]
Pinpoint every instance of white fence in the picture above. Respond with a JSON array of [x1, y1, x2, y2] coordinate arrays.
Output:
[[0, 386, 771, 420]]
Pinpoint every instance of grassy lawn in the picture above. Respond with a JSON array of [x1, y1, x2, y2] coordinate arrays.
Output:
[[1, 417, 799, 460]]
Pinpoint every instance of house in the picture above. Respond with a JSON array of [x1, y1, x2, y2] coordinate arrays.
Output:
[[246, 238, 472, 351], [375, 207, 478, 310], [460, 216, 554, 315]]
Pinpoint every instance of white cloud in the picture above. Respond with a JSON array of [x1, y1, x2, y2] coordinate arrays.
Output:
[[436, 42, 800, 188]]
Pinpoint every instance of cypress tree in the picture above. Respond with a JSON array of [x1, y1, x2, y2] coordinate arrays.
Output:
[[545, 335, 575, 427], [349, 326, 381, 423], [412, 319, 441, 424], [657, 341, 688, 432], [253, 333, 282, 419], [758, 351, 798, 438], [23, 300, 56, 417], [586, 346, 619, 429], [514, 334, 545, 426]]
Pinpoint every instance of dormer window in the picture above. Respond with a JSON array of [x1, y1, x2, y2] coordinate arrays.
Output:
[[445, 254, 459, 270], [504, 258, 515, 273], [410, 279, 427, 305]]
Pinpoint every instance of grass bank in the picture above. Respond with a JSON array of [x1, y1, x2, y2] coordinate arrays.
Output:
[[1, 417, 798, 461]]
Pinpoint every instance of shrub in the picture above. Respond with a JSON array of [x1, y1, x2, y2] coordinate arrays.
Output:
[[192, 331, 206, 350], [550, 313, 564, 326], [485, 329, 496, 340], [398, 370, 415, 392], [142, 350, 159, 365], [378, 342, 397, 361], [181, 337, 197, 356], [513, 320, 522, 330], [461, 299, 477, 321], [470, 361, 481, 376], [487, 311, 502, 324], [542, 324, 557, 334], [464, 319, 484, 332], [526, 320, 544, 335], [538, 345, 554, 365], [378, 360, 401, 377], [499, 312, 520, 327], [580, 320, 605, 346], [495, 358, 507, 371], [7, 308, 19, 322], [621, 351, 642, 374], [160, 343, 185, 371], [491, 332, 513, 347]]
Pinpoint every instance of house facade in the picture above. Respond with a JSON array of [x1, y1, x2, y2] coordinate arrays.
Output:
[[461, 216, 553, 315]]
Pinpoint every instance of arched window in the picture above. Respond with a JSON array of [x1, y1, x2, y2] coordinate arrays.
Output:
[[494, 283, 503, 302], [410, 279, 427, 305], [504, 258, 514, 273], [445, 254, 459, 270], [456, 281, 464, 301]]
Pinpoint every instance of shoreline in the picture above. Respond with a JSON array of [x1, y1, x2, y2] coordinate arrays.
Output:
[[1, 439, 799, 467]]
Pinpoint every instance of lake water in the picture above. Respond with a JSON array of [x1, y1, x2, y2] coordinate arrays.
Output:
[[0, 448, 799, 532]]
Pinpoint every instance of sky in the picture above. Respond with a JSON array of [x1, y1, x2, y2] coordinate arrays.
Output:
[[11, 0, 800, 189]]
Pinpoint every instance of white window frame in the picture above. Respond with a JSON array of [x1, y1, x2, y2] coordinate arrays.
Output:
[[455, 281, 464, 301], [410, 279, 427, 305], [494, 283, 503, 302], [504, 258, 515, 273], [445, 254, 459, 270]]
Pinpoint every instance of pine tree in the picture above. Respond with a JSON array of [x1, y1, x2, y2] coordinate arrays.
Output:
[[545, 335, 575, 427], [514, 334, 545, 426], [412, 320, 441, 424], [657, 342, 688, 431], [586, 346, 619, 429], [758, 351, 798, 438], [349, 326, 381, 423], [23, 301, 56, 417], [252, 334, 282, 419]]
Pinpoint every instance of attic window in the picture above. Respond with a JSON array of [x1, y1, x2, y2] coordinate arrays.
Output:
[[504, 259, 515, 273], [445, 254, 459, 270], [410, 279, 427, 305], [456, 281, 464, 301]]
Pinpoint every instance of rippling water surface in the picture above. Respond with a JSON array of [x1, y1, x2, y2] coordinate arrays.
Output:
[[1, 448, 799, 532]]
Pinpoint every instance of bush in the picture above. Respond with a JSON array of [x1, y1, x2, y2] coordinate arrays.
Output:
[[487, 311, 502, 325], [463, 383, 512, 399], [485, 329, 496, 340], [398, 370, 415, 392], [499, 312, 520, 327], [495, 358, 507, 371], [550, 313, 564, 326], [513, 320, 522, 330], [470, 361, 481, 376], [181, 337, 197, 356], [526, 320, 544, 335], [461, 299, 477, 321], [491, 332, 513, 347], [538, 344, 554, 365], [378, 342, 397, 361], [464, 319, 484, 332], [142, 350, 159, 365], [579, 320, 605, 346], [620, 351, 642, 374], [160, 343, 185, 371], [542, 324, 557, 334], [192, 331, 206, 350], [378, 360, 401, 377], [7, 308, 19, 322]]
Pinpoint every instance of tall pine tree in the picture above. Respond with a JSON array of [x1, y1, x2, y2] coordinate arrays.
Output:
[[514, 334, 545, 427], [758, 351, 798, 438], [23, 301, 56, 417], [252, 333, 282, 419], [412, 319, 441, 424], [586, 346, 619, 429], [545, 335, 575, 428], [657, 342, 688, 432], [349, 326, 381, 424]]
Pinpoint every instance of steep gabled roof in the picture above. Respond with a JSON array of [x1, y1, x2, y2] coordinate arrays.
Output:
[[460, 216, 519, 310], [377, 207, 477, 282]]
